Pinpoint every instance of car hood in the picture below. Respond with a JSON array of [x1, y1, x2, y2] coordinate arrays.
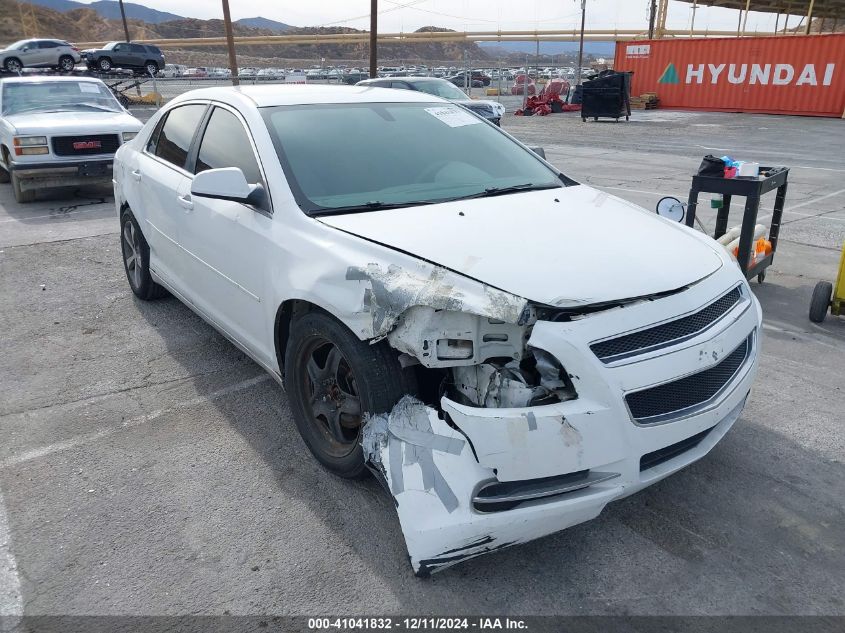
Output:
[[319, 185, 724, 308], [5, 110, 142, 136]]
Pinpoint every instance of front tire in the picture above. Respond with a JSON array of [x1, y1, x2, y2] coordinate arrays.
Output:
[[97, 57, 112, 72], [120, 209, 169, 300], [285, 311, 416, 479], [11, 173, 35, 203], [4, 58, 22, 73]]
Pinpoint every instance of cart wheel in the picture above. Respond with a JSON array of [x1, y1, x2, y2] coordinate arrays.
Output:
[[626, 115, 630, 121], [809, 281, 833, 323], [582, 117, 586, 123], [757, 271, 766, 284], [594, 117, 598, 121]]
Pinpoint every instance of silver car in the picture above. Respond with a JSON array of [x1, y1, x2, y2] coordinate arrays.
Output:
[[0, 39, 81, 73]]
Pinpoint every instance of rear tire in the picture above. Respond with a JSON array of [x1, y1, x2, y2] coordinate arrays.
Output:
[[120, 209, 169, 300], [58, 55, 75, 72], [144, 61, 158, 76], [11, 173, 35, 203], [809, 281, 832, 323], [284, 310, 417, 479]]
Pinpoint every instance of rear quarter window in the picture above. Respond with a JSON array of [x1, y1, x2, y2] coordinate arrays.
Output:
[[150, 104, 206, 169]]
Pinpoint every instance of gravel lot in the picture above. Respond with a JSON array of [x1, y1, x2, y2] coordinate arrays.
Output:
[[0, 107, 843, 617]]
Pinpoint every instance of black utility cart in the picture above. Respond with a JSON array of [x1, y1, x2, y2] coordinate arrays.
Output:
[[685, 166, 789, 283]]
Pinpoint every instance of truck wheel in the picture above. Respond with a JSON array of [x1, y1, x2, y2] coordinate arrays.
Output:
[[809, 281, 832, 323], [285, 311, 417, 479], [97, 57, 112, 72], [0, 149, 9, 183], [11, 173, 35, 203], [4, 58, 22, 73], [120, 209, 169, 300], [58, 55, 75, 72]]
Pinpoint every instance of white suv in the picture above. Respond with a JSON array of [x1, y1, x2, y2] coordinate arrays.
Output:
[[0, 39, 81, 73], [112, 85, 762, 575]]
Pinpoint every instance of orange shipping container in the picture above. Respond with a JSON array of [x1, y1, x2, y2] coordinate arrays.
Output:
[[614, 34, 845, 117]]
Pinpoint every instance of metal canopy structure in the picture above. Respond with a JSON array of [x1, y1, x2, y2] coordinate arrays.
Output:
[[677, 1, 845, 19]]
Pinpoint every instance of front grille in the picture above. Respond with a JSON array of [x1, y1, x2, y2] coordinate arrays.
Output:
[[591, 286, 742, 363], [52, 134, 120, 156], [640, 427, 714, 471], [625, 333, 752, 424]]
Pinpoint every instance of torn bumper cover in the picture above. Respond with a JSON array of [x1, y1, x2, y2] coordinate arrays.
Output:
[[363, 276, 762, 576]]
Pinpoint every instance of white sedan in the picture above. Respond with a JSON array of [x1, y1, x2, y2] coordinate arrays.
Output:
[[113, 85, 762, 575], [0, 76, 142, 202]]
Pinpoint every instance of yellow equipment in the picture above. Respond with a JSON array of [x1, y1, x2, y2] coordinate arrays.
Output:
[[809, 241, 845, 323]]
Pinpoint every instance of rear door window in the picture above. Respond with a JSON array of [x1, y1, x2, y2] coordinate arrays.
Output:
[[194, 107, 262, 185], [151, 104, 206, 169]]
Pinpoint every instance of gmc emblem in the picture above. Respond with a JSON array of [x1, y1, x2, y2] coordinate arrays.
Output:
[[73, 140, 102, 150]]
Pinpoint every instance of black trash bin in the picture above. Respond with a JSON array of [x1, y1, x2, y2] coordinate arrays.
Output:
[[580, 71, 632, 122]]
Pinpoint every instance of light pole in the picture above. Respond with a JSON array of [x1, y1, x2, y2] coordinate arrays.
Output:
[[118, 0, 131, 42], [576, 0, 586, 85], [370, 0, 378, 78], [221, 0, 240, 85]]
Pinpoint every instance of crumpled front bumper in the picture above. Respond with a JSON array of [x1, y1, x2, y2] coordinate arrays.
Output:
[[364, 271, 763, 575]]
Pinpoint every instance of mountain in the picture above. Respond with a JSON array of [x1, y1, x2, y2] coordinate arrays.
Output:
[[479, 41, 616, 57], [27, 0, 184, 24], [0, 1, 487, 65], [235, 17, 293, 33]]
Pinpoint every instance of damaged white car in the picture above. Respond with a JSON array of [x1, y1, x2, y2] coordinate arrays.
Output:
[[113, 85, 762, 576]]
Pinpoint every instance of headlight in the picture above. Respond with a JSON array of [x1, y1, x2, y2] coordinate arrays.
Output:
[[14, 136, 47, 147], [122, 132, 138, 142], [13, 136, 48, 156]]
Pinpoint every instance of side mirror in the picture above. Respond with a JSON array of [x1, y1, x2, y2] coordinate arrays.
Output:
[[656, 196, 685, 222], [191, 167, 265, 208], [530, 147, 546, 159]]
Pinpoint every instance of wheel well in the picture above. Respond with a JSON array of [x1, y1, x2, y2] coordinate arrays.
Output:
[[4, 56, 21, 66], [144, 60, 158, 68], [99, 56, 111, 64], [1, 145, 9, 166], [274, 299, 318, 376]]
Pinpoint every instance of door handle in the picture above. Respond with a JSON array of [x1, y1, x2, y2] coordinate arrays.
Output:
[[177, 194, 194, 211], [130, 169, 141, 182]]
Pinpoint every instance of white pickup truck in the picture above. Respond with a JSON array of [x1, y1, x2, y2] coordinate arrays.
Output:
[[0, 76, 142, 203]]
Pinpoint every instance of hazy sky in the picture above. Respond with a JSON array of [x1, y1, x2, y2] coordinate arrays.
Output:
[[75, 0, 796, 33]]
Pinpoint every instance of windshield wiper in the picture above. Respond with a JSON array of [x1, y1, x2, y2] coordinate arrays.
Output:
[[448, 182, 562, 201], [311, 199, 437, 216]]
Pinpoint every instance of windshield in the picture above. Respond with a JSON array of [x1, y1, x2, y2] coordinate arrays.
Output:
[[1, 81, 123, 116], [411, 80, 468, 100], [262, 102, 567, 214], [7, 40, 29, 50]]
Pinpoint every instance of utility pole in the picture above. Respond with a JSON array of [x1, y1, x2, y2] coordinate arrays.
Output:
[[118, 0, 131, 42], [576, 0, 586, 85], [369, 0, 378, 78], [221, 0, 240, 85], [648, 0, 657, 39]]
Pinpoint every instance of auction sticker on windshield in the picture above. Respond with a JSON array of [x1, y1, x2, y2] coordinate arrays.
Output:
[[79, 83, 101, 93], [425, 106, 481, 127]]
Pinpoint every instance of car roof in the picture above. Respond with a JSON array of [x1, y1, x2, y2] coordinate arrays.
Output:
[[0, 75, 104, 85], [170, 84, 446, 108]]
